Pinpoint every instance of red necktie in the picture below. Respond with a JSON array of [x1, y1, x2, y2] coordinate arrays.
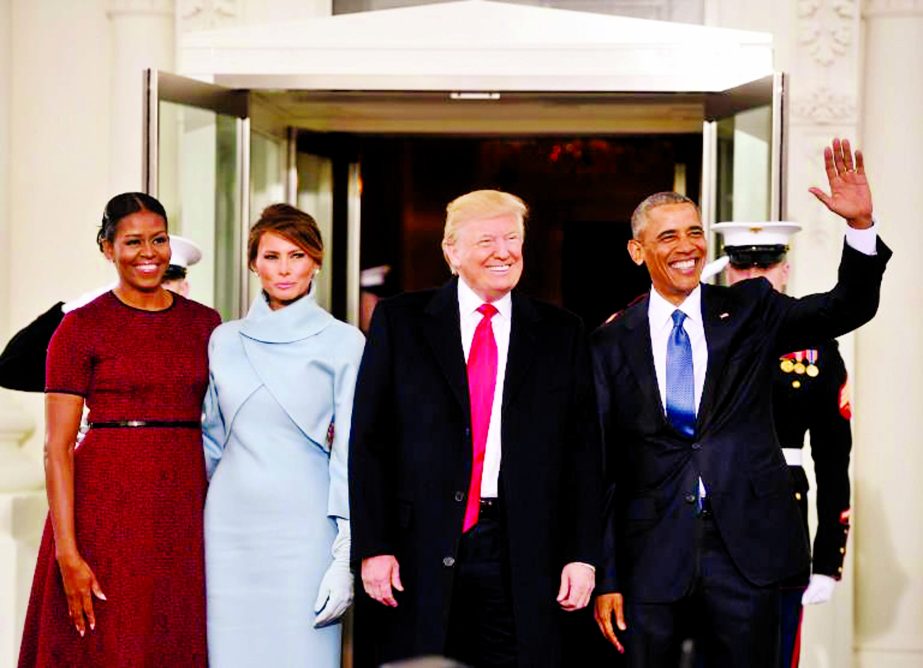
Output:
[[463, 303, 499, 532]]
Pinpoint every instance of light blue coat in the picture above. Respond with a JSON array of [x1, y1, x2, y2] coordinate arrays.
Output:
[[202, 290, 364, 667]]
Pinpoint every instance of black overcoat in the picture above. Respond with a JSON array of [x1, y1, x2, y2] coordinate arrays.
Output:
[[349, 278, 602, 667]]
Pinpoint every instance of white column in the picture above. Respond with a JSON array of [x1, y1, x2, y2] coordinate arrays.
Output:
[[107, 0, 176, 193], [0, 406, 45, 665], [0, 0, 10, 341], [854, 3, 923, 667], [0, 10, 46, 665], [745, 2, 862, 666]]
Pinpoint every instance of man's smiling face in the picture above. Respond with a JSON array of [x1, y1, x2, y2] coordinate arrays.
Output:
[[444, 213, 524, 302], [628, 202, 706, 306]]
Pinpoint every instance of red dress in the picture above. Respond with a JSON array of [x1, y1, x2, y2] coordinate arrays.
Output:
[[18, 292, 220, 668]]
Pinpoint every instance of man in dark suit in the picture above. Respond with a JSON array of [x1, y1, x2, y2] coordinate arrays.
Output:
[[349, 189, 601, 667], [591, 138, 890, 667]]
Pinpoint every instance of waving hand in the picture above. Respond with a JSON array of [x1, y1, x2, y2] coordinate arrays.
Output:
[[809, 138, 873, 229]]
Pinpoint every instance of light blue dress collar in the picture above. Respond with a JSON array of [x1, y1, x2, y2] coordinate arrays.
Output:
[[239, 285, 334, 343]]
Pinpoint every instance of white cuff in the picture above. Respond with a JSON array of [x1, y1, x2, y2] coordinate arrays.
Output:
[[844, 219, 878, 256]]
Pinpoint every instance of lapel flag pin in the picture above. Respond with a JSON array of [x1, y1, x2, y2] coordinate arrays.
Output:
[[719, 312, 730, 319]]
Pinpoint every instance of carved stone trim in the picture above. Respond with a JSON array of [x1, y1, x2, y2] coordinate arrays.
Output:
[[797, 0, 858, 66], [178, 0, 239, 30], [107, 0, 174, 17], [863, 0, 923, 16], [791, 86, 858, 124]]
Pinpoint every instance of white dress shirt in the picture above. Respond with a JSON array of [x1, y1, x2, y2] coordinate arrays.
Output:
[[458, 278, 511, 499], [648, 285, 707, 417]]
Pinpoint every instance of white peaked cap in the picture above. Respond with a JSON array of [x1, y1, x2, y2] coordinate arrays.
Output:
[[712, 221, 802, 247], [168, 235, 203, 268]]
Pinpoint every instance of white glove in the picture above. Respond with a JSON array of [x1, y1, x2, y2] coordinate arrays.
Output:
[[801, 574, 837, 605], [313, 518, 353, 627]]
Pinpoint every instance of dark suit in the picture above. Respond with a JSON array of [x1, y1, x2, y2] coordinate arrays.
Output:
[[591, 240, 890, 663], [773, 340, 852, 666], [0, 302, 65, 392], [349, 278, 601, 667]]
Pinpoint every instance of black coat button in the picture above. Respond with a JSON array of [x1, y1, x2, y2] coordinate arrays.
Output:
[[443, 556, 456, 567], [454, 491, 465, 502], [692, 443, 702, 450], [685, 494, 697, 504]]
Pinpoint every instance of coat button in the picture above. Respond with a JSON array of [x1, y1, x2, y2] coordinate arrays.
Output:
[[691, 443, 702, 450], [443, 556, 456, 567], [454, 491, 465, 502], [465, 427, 471, 437], [685, 494, 696, 504]]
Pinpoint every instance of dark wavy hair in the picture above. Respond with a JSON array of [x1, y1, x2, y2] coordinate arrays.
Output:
[[97, 192, 168, 251]]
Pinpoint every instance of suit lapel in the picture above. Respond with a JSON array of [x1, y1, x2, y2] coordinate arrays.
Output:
[[698, 284, 734, 431], [423, 279, 470, 414], [622, 297, 665, 418], [502, 292, 539, 409]]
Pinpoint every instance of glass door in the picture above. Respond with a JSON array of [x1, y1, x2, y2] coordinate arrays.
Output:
[[143, 70, 250, 320], [700, 73, 787, 245], [291, 130, 361, 325]]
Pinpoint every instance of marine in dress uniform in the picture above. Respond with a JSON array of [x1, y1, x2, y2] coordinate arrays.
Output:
[[715, 222, 852, 668], [0, 235, 203, 392]]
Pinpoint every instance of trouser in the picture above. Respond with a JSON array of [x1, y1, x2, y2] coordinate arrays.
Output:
[[630, 508, 780, 668], [445, 502, 518, 668], [778, 586, 806, 668]]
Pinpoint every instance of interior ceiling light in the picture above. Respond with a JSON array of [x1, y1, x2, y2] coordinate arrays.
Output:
[[449, 92, 501, 101]]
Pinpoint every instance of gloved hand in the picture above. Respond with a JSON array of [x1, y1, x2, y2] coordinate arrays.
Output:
[[314, 518, 353, 627], [801, 573, 837, 605]]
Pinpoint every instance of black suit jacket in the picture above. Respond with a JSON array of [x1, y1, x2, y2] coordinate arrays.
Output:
[[591, 239, 890, 603], [0, 302, 65, 392], [349, 278, 602, 666]]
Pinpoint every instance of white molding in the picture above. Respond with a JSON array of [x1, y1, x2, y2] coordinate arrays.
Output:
[[797, 0, 858, 66], [792, 85, 858, 124], [107, 0, 174, 17], [863, 0, 923, 16], [179, 0, 239, 30]]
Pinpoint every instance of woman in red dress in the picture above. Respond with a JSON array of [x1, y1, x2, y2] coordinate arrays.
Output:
[[18, 193, 221, 667]]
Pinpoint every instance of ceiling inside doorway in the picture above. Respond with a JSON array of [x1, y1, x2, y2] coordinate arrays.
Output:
[[250, 90, 706, 135]]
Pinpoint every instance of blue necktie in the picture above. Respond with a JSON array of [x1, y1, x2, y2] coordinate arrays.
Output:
[[666, 310, 696, 438]]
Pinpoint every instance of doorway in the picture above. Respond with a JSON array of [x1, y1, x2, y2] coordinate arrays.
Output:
[[297, 132, 701, 329]]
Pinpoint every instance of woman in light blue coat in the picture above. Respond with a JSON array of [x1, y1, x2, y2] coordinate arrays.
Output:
[[203, 204, 365, 667]]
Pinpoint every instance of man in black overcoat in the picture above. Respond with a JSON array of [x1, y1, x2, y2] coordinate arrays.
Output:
[[349, 189, 602, 668]]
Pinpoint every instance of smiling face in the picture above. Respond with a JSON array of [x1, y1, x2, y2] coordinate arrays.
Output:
[[252, 231, 317, 310], [628, 202, 706, 306], [443, 213, 524, 302], [102, 210, 171, 294]]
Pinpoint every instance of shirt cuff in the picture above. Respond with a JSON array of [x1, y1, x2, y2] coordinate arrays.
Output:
[[844, 219, 878, 256], [573, 561, 596, 573]]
